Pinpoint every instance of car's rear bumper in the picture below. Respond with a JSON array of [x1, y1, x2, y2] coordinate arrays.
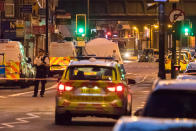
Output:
[[56, 97, 126, 117], [56, 104, 126, 117]]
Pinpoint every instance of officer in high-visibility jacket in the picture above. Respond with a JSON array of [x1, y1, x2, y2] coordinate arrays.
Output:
[[32, 49, 49, 97]]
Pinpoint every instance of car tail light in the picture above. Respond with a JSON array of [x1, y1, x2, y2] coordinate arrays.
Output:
[[58, 83, 73, 91], [107, 87, 116, 92], [116, 86, 123, 92], [58, 84, 65, 91], [107, 85, 124, 92]]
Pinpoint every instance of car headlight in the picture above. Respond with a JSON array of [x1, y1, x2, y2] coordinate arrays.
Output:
[[124, 52, 130, 58]]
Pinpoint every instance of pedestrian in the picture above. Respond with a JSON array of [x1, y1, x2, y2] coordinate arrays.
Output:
[[32, 49, 49, 97]]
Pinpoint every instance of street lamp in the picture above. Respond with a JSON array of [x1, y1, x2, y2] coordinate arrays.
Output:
[[45, 0, 49, 54], [153, 24, 159, 29]]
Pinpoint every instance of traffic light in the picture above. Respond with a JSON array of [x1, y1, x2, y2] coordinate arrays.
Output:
[[76, 14, 86, 36], [183, 20, 191, 36], [184, 28, 189, 36]]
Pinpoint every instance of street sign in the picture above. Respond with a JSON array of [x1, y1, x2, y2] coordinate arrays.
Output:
[[1, 19, 16, 39], [169, 9, 185, 23], [76, 36, 85, 41], [77, 41, 85, 47], [16, 20, 24, 38]]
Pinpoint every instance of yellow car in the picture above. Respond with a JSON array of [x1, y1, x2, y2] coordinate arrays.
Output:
[[165, 54, 188, 72], [55, 57, 134, 125]]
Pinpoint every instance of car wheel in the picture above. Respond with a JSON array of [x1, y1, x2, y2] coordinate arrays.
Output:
[[55, 110, 72, 125]]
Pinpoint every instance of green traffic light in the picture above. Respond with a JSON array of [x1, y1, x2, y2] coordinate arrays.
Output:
[[185, 28, 189, 32], [79, 28, 84, 33]]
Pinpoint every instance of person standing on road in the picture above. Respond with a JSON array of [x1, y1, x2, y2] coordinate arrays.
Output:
[[32, 49, 49, 97]]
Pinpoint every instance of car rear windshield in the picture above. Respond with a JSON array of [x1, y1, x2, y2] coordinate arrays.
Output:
[[143, 90, 196, 118], [66, 66, 117, 81]]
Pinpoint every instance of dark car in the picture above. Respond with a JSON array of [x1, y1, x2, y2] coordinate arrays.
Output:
[[138, 48, 154, 62], [136, 80, 196, 119]]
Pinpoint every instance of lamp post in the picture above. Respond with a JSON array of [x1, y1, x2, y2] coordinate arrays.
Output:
[[45, 0, 49, 54], [158, 2, 166, 79], [87, 0, 89, 40]]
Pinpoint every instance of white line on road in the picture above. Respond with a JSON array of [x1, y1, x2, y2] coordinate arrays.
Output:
[[137, 75, 147, 84], [0, 96, 7, 99], [0, 112, 50, 129], [9, 84, 57, 97], [0, 84, 57, 98]]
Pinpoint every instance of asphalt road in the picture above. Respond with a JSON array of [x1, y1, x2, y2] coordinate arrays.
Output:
[[0, 61, 158, 131]]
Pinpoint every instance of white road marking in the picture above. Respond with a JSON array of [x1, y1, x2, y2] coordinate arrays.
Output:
[[9, 84, 57, 97], [141, 91, 150, 93], [0, 84, 57, 98], [137, 75, 147, 84], [0, 96, 7, 99], [0, 112, 50, 129], [0, 113, 40, 128]]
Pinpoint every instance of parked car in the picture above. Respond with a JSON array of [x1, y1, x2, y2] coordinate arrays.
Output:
[[165, 54, 188, 72], [113, 117, 196, 131], [177, 62, 196, 80], [136, 80, 196, 119], [138, 48, 154, 62]]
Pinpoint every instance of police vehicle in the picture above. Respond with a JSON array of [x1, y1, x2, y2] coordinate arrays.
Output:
[[0, 40, 35, 87], [55, 57, 134, 125]]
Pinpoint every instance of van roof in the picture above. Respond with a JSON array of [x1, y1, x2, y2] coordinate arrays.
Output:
[[70, 59, 117, 67]]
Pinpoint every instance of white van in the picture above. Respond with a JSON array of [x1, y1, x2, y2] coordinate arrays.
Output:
[[0, 40, 35, 87], [49, 41, 76, 76]]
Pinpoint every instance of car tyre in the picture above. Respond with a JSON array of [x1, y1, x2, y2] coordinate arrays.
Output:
[[124, 97, 132, 116], [55, 110, 72, 125]]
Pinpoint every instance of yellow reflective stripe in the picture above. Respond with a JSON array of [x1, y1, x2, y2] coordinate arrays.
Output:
[[5, 62, 20, 79]]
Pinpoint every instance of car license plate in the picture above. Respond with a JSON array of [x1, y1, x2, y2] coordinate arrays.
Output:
[[69, 96, 104, 101], [80, 88, 101, 94]]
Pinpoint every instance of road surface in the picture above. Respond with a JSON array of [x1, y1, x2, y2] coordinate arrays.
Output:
[[0, 62, 158, 131]]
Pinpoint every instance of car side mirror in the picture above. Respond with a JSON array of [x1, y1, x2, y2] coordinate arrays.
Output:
[[134, 108, 144, 116], [127, 79, 136, 85]]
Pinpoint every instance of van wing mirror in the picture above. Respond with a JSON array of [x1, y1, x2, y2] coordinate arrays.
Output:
[[27, 57, 32, 63]]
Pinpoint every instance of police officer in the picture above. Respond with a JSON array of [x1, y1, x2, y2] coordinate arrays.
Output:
[[32, 49, 49, 97]]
